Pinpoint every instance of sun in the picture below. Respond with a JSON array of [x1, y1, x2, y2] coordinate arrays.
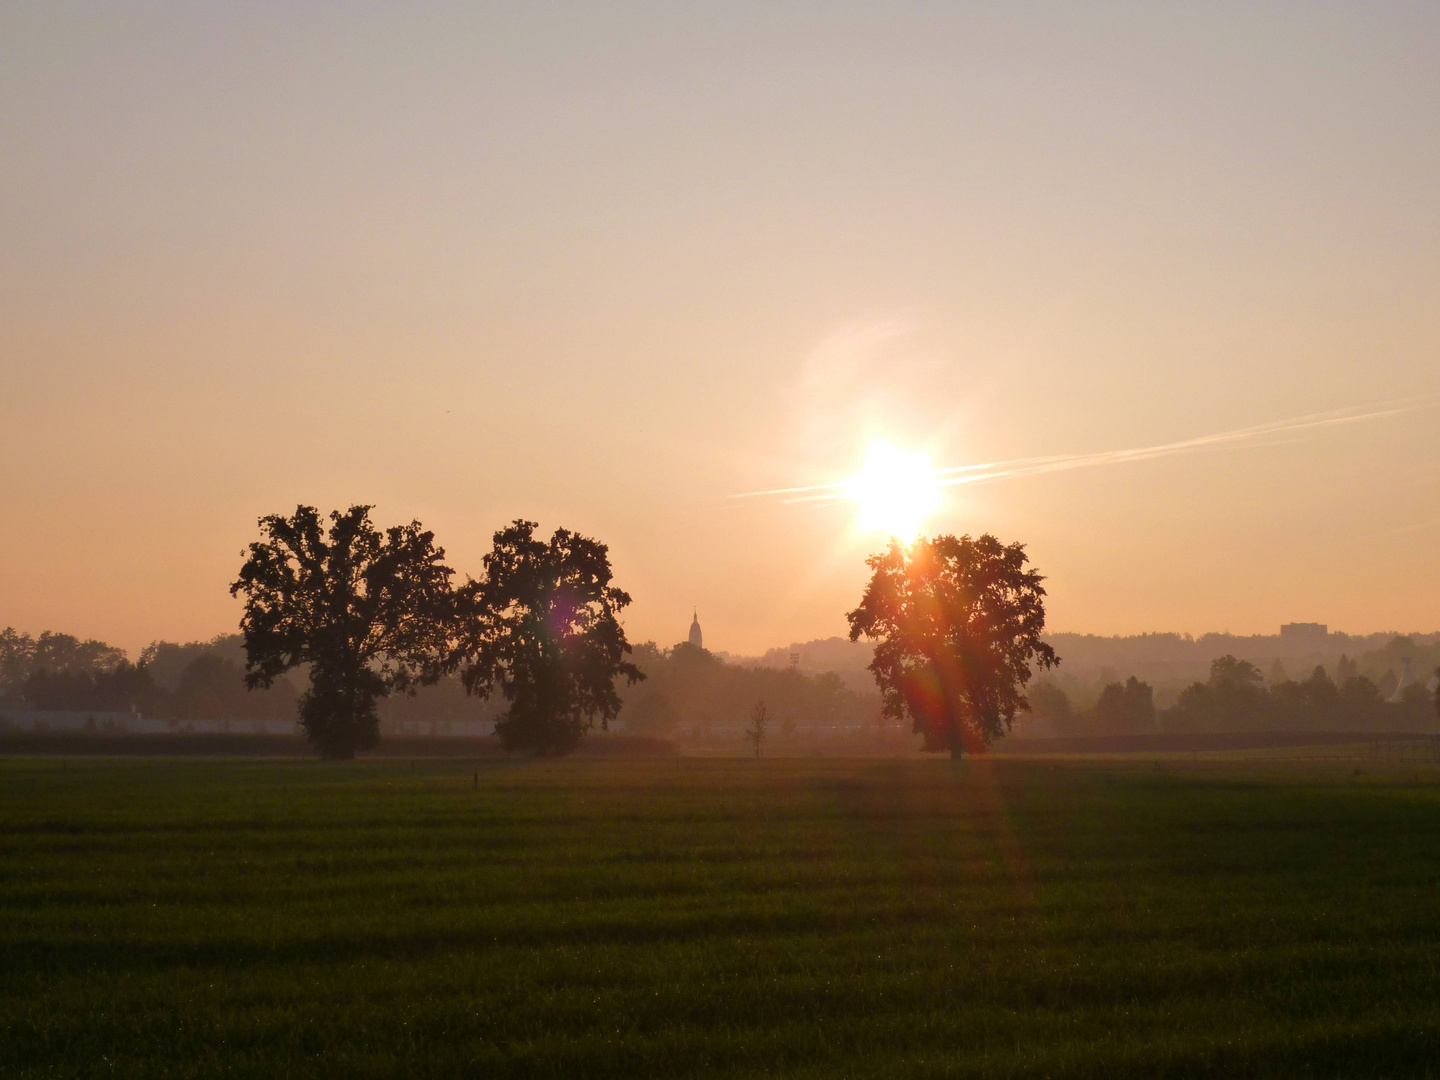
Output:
[[842, 439, 942, 543]]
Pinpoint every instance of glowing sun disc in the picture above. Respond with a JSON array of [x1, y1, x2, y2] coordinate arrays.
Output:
[[843, 439, 941, 542]]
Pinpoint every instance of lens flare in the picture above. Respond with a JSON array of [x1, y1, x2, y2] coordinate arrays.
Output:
[[843, 439, 941, 542]]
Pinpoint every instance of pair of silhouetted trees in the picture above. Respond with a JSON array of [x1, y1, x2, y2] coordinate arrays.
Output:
[[231, 506, 642, 758]]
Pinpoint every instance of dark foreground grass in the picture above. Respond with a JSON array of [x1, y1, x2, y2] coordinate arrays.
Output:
[[3, 756, 1440, 1078]]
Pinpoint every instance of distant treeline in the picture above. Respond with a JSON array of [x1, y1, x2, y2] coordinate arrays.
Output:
[[0, 629, 297, 722], [1026, 652, 1439, 737], [1059, 633, 1440, 720], [0, 627, 880, 741], [744, 631, 1440, 707], [0, 627, 501, 730], [9, 624, 1433, 740], [1041, 631, 1440, 705], [1045, 629, 1437, 667], [620, 642, 881, 742], [363, 639, 883, 741]]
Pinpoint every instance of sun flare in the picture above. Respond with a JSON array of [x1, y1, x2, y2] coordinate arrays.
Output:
[[843, 439, 942, 543]]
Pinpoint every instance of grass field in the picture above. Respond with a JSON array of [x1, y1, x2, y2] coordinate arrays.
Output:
[[4, 755, 1440, 1078]]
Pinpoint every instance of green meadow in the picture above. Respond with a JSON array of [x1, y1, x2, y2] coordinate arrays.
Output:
[[3, 755, 1440, 1078]]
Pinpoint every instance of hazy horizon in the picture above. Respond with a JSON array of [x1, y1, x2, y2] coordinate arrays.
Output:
[[4, 3, 1439, 657], [6, 618, 1439, 671]]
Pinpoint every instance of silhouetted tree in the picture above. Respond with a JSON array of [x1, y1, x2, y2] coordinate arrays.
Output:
[[134, 637, 299, 724], [1095, 681, 1126, 732], [170, 654, 252, 722], [23, 662, 156, 713], [456, 520, 643, 756], [1337, 675, 1386, 728], [231, 505, 454, 758], [1302, 665, 1339, 723], [0, 628, 128, 698], [1026, 679, 1074, 734], [1095, 676, 1155, 733], [1169, 655, 1271, 732], [0, 628, 29, 692], [1208, 655, 1264, 692], [846, 534, 1058, 758], [1397, 681, 1434, 727], [746, 700, 769, 757]]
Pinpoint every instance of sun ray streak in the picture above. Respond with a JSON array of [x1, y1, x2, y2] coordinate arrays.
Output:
[[731, 401, 1428, 503]]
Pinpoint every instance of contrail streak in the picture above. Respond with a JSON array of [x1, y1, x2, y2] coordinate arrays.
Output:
[[732, 401, 1425, 504]]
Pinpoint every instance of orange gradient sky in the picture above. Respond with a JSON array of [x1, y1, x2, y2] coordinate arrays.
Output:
[[3, 4, 1439, 657]]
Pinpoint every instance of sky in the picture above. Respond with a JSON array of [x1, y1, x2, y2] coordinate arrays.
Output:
[[2, 2, 1439, 658]]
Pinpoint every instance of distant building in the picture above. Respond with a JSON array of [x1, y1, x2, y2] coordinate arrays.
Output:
[[1280, 622, 1328, 645], [688, 611, 703, 650]]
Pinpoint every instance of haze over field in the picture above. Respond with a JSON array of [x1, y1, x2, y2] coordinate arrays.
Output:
[[3, 3, 1439, 657]]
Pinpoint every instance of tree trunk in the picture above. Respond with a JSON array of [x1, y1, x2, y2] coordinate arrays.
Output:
[[949, 728, 964, 760]]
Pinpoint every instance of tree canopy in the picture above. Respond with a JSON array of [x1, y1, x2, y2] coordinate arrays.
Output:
[[0, 628, 127, 688], [230, 505, 454, 758], [1094, 676, 1156, 733], [455, 520, 644, 756], [846, 533, 1058, 757]]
